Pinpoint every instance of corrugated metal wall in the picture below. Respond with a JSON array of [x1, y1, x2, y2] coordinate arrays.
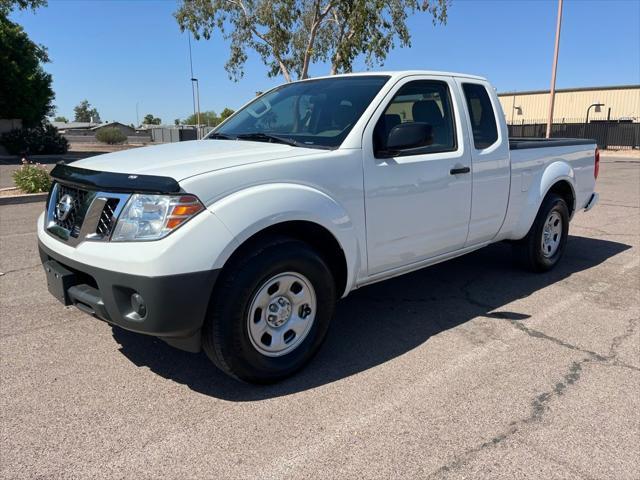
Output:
[[498, 86, 640, 124]]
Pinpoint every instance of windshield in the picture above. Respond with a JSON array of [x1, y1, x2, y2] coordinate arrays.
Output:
[[211, 75, 390, 149]]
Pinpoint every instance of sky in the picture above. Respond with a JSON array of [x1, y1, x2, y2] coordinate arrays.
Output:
[[10, 0, 640, 126]]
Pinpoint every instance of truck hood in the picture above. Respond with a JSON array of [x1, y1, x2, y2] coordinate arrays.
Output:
[[71, 140, 320, 181]]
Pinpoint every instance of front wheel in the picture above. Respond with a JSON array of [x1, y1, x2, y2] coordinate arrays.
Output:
[[513, 193, 570, 272], [202, 238, 336, 383]]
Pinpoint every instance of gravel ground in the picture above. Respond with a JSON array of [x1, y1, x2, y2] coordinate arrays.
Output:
[[0, 154, 638, 479]]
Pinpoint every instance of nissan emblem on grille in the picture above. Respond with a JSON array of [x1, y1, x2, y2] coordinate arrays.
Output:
[[56, 194, 74, 221], [45, 182, 130, 245]]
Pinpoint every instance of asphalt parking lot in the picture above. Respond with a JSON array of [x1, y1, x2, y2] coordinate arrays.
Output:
[[1, 154, 638, 479]]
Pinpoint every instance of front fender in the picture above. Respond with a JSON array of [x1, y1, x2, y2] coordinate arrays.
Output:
[[512, 161, 576, 239], [208, 183, 360, 295]]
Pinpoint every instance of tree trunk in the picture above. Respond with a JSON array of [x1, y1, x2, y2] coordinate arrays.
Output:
[[279, 61, 292, 82], [300, 1, 321, 80], [329, 8, 346, 76], [301, 1, 335, 79]]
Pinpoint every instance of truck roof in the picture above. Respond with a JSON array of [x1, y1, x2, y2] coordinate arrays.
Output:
[[299, 70, 488, 82]]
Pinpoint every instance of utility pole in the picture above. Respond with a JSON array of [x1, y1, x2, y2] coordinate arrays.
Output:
[[135, 102, 140, 128], [546, 0, 563, 138]]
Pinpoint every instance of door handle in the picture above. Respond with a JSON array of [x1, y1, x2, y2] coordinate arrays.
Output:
[[450, 166, 471, 175]]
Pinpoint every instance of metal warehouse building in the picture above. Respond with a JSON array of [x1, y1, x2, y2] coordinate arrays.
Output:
[[498, 85, 640, 124]]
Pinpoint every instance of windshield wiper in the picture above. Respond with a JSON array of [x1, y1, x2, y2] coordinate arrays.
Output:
[[235, 132, 300, 147], [208, 132, 235, 140]]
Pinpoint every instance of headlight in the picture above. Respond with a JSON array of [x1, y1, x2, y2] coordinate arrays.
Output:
[[111, 194, 205, 241]]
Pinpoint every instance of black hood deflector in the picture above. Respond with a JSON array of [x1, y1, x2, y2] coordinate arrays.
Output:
[[50, 164, 181, 194]]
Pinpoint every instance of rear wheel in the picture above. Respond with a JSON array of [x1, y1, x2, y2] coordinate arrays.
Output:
[[513, 193, 569, 272], [202, 237, 336, 383]]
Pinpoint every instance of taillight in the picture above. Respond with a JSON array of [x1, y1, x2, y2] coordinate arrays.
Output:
[[594, 148, 600, 180]]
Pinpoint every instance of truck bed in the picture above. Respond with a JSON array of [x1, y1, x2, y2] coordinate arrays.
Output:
[[509, 137, 596, 150]]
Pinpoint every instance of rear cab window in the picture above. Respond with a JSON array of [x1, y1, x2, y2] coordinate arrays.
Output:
[[462, 83, 499, 149]]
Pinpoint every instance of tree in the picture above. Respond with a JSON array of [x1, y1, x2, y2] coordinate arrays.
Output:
[[0, 17, 55, 126], [174, 118, 181, 126], [53, 116, 68, 122], [175, 0, 448, 82], [183, 110, 220, 126], [143, 114, 161, 125], [220, 107, 235, 121], [0, 0, 47, 16], [73, 100, 100, 123]]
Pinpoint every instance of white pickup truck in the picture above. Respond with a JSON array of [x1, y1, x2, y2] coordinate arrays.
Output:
[[38, 71, 599, 382]]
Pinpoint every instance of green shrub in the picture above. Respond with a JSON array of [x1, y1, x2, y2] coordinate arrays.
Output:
[[0, 124, 69, 155], [12, 159, 51, 193], [95, 127, 127, 145]]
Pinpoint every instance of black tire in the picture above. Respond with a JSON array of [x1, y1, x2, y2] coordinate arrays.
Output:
[[513, 193, 570, 272], [202, 237, 336, 383]]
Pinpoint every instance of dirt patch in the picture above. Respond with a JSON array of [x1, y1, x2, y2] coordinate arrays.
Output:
[[68, 143, 145, 153]]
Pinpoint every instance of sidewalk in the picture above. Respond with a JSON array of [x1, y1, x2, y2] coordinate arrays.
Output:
[[601, 149, 640, 159]]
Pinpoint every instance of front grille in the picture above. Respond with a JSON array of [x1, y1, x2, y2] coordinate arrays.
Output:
[[46, 182, 129, 245], [96, 198, 120, 237], [53, 184, 91, 238]]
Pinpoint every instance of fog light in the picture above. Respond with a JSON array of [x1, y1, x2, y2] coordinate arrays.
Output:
[[130, 293, 147, 317]]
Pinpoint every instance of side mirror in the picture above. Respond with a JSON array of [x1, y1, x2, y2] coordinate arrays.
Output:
[[379, 122, 433, 157]]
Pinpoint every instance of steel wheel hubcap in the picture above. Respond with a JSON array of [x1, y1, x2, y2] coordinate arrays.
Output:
[[541, 211, 563, 257], [247, 272, 317, 357]]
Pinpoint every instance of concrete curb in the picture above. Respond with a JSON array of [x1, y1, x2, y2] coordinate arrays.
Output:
[[0, 192, 47, 206]]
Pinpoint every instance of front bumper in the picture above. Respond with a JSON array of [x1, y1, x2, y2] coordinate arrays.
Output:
[[39, 241, 219, 352]]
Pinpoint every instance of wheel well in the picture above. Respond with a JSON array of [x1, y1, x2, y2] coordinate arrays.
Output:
[[225, 221, 348, 296], [547, 180, 575, 216]]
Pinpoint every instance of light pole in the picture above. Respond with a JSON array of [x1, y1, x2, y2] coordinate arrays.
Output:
[[135, 101, 140, 128], [187, 33, 199, 138], [585, 103, 604, 124], [191, 77, 201, 137], [545, 0, 563, 138]]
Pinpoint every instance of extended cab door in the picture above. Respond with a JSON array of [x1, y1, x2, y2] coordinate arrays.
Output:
[[362, 76, 472, 275], [456, 80, 511, 246]]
